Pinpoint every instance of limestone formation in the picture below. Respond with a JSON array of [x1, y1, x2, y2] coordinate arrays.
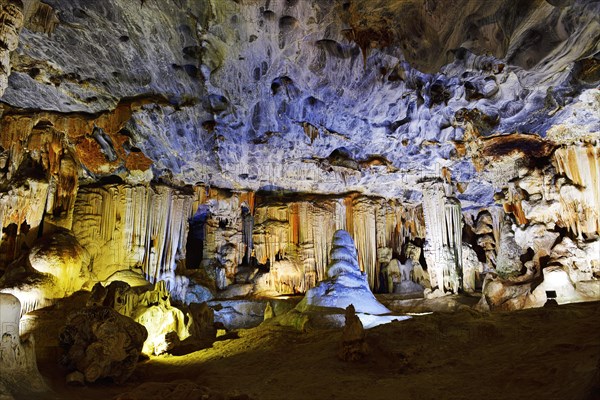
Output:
[[72, 184, 193, 283], [0, 293, 48, 398], [28, 228, 91, 295], [89, 280, 215, 356], [338, 304, 368, 362], [422, 183, 463, 294], [293, 230, 410, 329], [461, 243, 483, 293], [0, 4, 597, 381], [59, 306, 147, 384], [0, 0, 24, 96], [297, 230, 391, 315]]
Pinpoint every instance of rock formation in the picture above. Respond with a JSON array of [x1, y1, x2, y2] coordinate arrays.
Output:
[[0, 2, 597, 399], [338, 304, 368, 362], [87, 279, 215, 356], [0, 0, 24, 96], [292, 230, 410, 329], [0, 0, 596, 352], [297, 230, 392, 315], [0, 293, 48, 399], [59, 306, 148, 384]]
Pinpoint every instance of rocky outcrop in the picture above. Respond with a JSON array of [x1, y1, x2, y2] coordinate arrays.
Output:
[[59, 306, 147, 384]]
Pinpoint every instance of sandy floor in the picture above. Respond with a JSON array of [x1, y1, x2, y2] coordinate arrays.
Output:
[[31, 300, 600, 400]]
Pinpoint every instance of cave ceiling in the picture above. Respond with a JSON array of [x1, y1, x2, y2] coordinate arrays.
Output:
[[2, 0, 600, 207]]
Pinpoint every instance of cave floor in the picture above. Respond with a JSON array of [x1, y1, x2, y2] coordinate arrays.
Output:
[[36, 301, 600, 400]]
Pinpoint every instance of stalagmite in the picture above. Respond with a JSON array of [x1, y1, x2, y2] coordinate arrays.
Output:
[[338, 304, 368, 362], [297, 230, 391, 316], [292, 230, 409, 329]]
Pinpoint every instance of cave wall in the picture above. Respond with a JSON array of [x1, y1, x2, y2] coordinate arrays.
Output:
[[0, 0, 598, 307]]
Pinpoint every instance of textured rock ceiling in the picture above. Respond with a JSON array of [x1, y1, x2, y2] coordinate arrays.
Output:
[[2, 0, 600, 206]]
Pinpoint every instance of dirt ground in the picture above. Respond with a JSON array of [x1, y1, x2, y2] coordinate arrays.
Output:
[[30, 300, 600, 400]]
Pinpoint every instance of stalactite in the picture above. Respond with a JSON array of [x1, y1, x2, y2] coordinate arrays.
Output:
[[443, 198, 462, 293], [72, 184, 193, 282], [352, 198, 378, 289], [335, 199, 346, 231], [311, 202, 337, 283], [344, 195, 354, 234], [289, 203, 300, 246], [0, 181, 49, 266], [249, 195, 426, 292], [503, 183, 528, 225], [22, 0, 59, 35], [253, 204, 289, 265], [241, 202, 253, 263], [553, 143, 600, 237]]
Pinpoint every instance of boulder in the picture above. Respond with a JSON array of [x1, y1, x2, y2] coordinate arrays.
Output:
[[59, 306, 147, 384]]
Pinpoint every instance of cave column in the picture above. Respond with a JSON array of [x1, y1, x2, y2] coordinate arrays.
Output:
[[422, 182, 463, 294]]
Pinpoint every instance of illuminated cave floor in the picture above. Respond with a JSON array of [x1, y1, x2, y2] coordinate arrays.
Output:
[[35, 300, 600, 400]]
